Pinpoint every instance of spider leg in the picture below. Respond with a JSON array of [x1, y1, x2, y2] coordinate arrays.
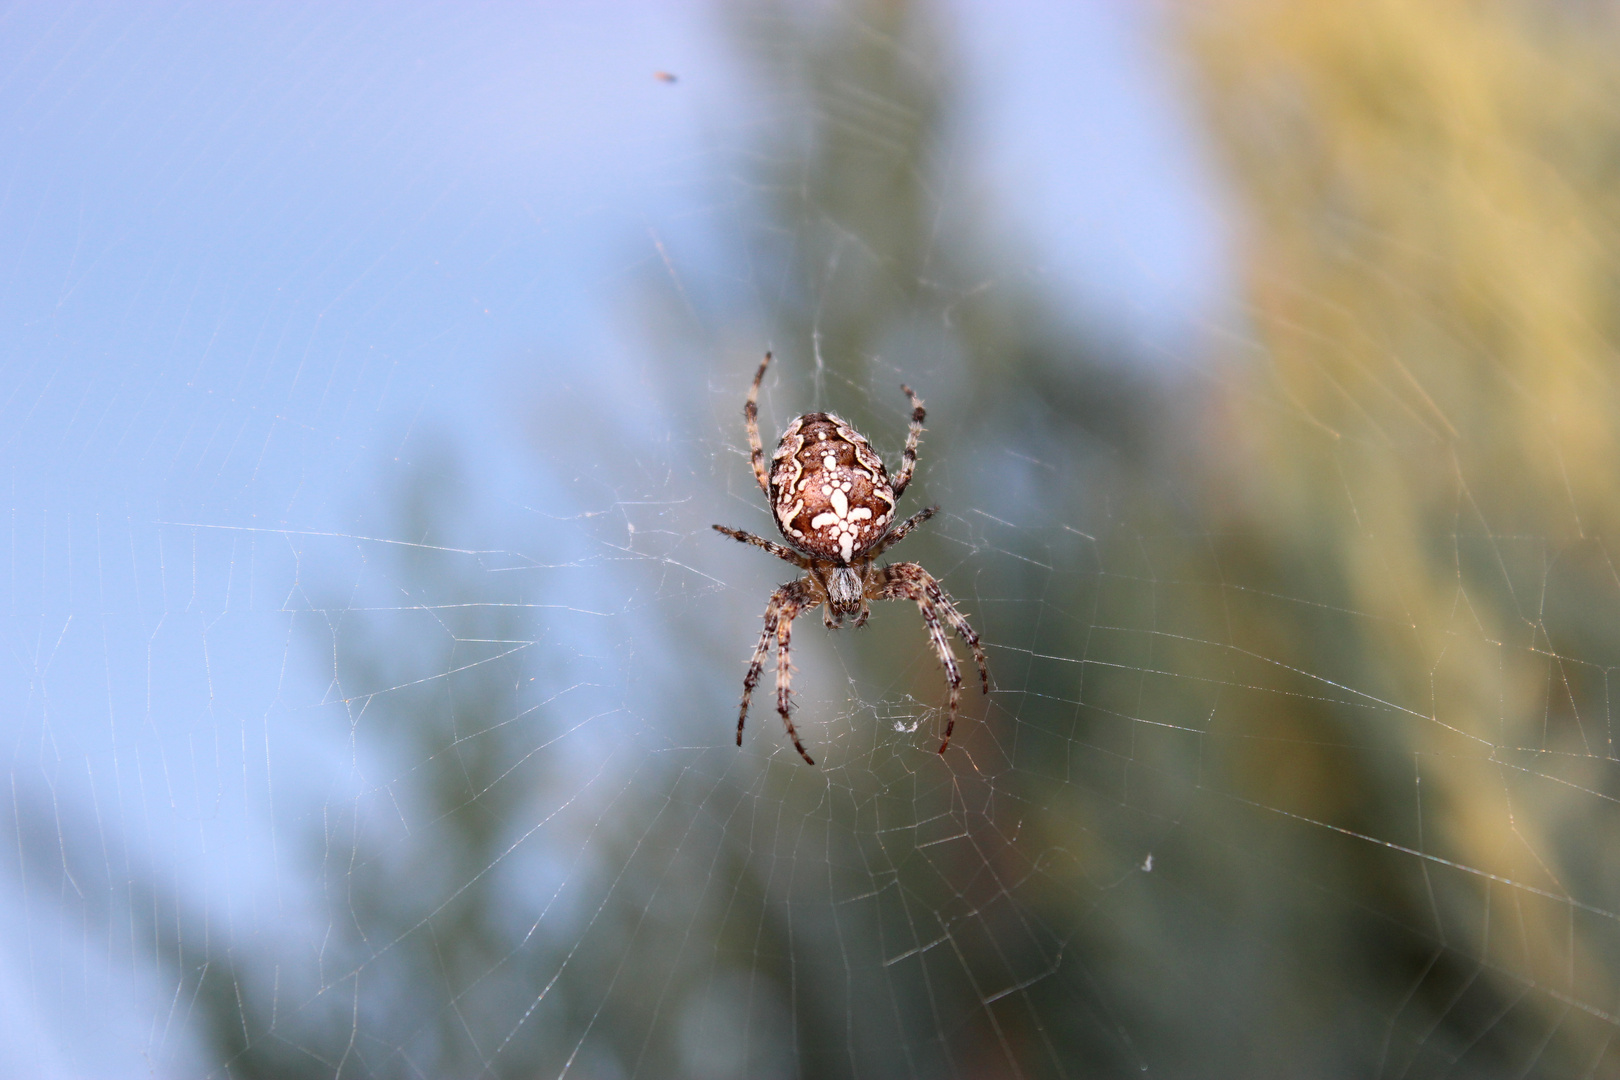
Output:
[[875, 562, 989, 753], [926, 576, 989, 696], [713, 524, 813, 570], [737, 599, 782, 747], [869, 505, 937, 560], [915, 592, 963, 752], [885, 561, 989, 695], [775, 601, 817, 765], [921, 597, 962, 751], [744, 352, 773, 498], [734, 577, 818, 765], [889, 383, 926, 500]]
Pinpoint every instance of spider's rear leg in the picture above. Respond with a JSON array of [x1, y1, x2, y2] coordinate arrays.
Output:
[[744, 352, 774, 497], [891, 384, 926, 500], [713, 524, 813, 570], [869, 505, 937, 561]]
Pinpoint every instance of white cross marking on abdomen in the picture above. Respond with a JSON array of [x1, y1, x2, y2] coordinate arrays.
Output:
[[810, 477, 873, 563]]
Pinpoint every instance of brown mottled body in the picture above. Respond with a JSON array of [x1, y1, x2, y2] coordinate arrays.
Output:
[[714, 352, 989, 764], [770, 413, 896, 564]]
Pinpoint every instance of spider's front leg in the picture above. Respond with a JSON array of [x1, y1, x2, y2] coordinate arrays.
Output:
[[872, 562, 989, 753], [734, 576, 818, 765], [774, 600, 816, 765]]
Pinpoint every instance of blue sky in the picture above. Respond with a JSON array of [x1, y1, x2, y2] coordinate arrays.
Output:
[[0, 3, 1224, 1073]]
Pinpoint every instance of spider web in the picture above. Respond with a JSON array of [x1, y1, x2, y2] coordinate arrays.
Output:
[[5, 1, 1620, 1077]]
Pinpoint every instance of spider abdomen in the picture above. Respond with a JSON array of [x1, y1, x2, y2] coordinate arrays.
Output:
[[769, 412, 896, 564]]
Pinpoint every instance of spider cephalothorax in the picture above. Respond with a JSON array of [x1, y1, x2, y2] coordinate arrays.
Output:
[[713, 351, 989, 765]]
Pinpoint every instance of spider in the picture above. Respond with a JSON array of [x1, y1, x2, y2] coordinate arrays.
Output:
[[713, 351, 989, 765]]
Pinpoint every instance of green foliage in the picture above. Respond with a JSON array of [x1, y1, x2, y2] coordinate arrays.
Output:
[[187, 1, 1620, 1076]]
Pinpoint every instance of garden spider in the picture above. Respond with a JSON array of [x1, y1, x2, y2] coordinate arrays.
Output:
[[714, 351, 989, 765]]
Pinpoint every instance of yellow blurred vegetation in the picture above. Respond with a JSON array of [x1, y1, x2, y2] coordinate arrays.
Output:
[[1181, 0, 1620, 1047]]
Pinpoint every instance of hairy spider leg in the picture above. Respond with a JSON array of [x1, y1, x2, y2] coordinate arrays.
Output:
[[737, 598, 780, 746], [875, 562, 989, 752], [774, 601, 816, 765], [926, 576, 989, 696], [902, 585, 961, 751], [890, 383, 926, 500], [744, 352, 773, 498], [869, 505, 937, 560], [712, 524, 812, 569], [882, 561, 989, 694], [736, 577, 817, 765]]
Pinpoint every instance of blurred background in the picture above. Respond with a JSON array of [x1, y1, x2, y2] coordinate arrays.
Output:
[[5, 0, 1620, 1076]]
